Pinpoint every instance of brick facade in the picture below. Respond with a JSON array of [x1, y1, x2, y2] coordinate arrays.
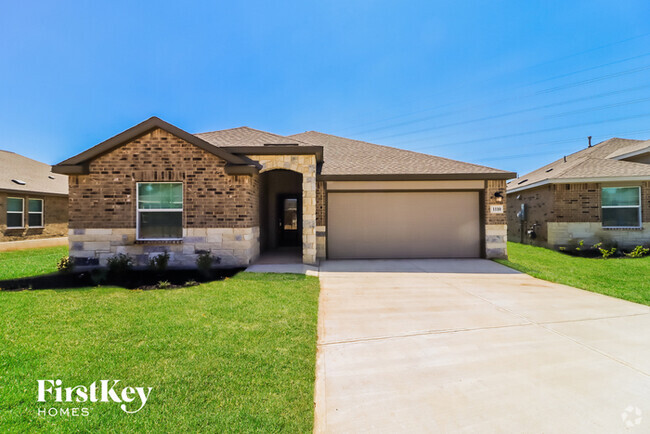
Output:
[[508, 181, 650, 248], [1, 192, 68, 241], [67, 128, 260, 267], [484, 179, 508, 258], [69, 128, 259, 229]]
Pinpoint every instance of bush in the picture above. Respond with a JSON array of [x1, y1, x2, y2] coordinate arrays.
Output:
[[149, 252, 170, 273], [107, 253, 133, 276], [599, 246, 617, 259], [56, 256, 74, 273], [626, 245, 650, 258], [196, 251, 215, 274], [157, 280, 172, 289]]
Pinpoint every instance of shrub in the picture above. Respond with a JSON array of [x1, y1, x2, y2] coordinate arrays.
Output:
[[149, 252, 170, 273], [107, 253, 133, 276], [184, 279, 199, 287], [196, 251, 215, 274], [56, 256, 74, 273], [599, 246, 617, 259], [157, 280, 172, 289], [626, 245, 650, 258]]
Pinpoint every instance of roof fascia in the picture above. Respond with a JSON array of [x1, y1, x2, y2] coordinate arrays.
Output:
[[318, 172, 516, 181], [53, 117, 248, 169]]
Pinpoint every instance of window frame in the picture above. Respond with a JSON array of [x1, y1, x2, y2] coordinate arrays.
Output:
[[601, 186, 642, 229], [6, 197, 24, 229], [28, 198, 44, 228], [136, 182, 184, 241]]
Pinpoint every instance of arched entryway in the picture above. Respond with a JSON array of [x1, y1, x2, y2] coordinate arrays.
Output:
[[259, 169, 303, 260]]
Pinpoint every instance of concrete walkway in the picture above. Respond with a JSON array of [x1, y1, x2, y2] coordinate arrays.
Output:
[[315, 259, 650, 433], [0, 236, 67, 252]]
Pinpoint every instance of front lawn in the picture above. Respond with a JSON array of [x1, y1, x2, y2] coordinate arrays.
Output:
[[0, 272, 319, 432], [0, 246, 68, 280], [496, 242, 650, 306]]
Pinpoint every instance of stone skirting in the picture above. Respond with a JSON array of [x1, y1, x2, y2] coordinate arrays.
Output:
[[316, 225, 326, 260], [485, 224, 507, 259], [69, 227, 260, 268], [548, 222, 650, 248], [247, 154, 318, 264]]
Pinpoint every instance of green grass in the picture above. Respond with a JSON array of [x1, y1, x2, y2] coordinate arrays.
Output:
[[496, 242, 650, 306], [0, 272, 320, 432], [0, 246, 68, 280]]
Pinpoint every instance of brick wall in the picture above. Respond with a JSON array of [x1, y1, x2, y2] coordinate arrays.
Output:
[[316, 181, 326, 226], [68, 128, 259, 230], [485, 179, 507, 225], [506, 185, 554, 244], [0, 192, 68, 241], [554, 183, 600, 222]]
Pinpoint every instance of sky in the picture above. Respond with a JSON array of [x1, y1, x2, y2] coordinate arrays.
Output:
[[1, 0, 650, 176]]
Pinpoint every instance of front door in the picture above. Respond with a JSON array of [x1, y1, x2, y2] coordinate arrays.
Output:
[[278, 194, 301, 246]]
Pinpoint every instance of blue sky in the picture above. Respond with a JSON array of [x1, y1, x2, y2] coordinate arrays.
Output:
[[1, 1, 650, 176]]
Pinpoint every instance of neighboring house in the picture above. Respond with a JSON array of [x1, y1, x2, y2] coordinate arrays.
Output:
[[507, 138, 650, 249], [52, 117, 514, 267], [0, 150, 68, 241]]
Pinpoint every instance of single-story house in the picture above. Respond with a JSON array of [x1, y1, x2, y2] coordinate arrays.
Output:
[[1, 150, 68, 242], [507, 137, 650, 248], [52, 117, 515, 267]]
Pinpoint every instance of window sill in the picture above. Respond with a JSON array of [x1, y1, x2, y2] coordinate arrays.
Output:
[[5, 227, 25, 230], [602, 226, 644, 230], [135, 239, 183, 244]]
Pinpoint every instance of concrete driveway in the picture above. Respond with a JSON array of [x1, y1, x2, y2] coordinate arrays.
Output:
[[314, 259, 650, 433]]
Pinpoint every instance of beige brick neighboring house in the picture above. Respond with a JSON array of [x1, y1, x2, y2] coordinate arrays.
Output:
[[53, 117, 515, 267], [0, 150, 68, 242], [507, 138, 650, 249]]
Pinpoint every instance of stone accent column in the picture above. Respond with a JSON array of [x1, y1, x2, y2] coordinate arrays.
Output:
[[247, 154, 318, 265]]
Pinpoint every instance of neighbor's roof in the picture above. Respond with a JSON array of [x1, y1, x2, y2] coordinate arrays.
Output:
[[289, 131, 514, 179], [507, 138, 650, 193], [0, 150, 68, 195]]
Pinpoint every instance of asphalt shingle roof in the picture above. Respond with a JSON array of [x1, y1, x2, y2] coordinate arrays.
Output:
[[288, 131, 512, 176], [507, 138, 650, 192], [196, 127, 311, 147], [0, 150, 68, 195]]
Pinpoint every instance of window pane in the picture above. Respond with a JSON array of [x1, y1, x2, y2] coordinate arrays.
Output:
[[28, 213, 43, 227], [602, 187, 640, 207], [602, 208, 640, 227], [7, 198, 23, 212], [7, 213, 22, 227], [28, 199, 43, 212], [138, 183, 182, 209], [139, 212, 182, 239]]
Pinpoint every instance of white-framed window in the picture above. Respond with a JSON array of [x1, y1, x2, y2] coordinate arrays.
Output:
[[136, 182, 183, 240], [602, 186, 642, 228], [28, 198, 44, 227], [6, 197, 24, 228]]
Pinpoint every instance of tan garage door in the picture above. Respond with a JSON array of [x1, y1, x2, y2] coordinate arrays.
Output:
[[328, 191, 481, 259]]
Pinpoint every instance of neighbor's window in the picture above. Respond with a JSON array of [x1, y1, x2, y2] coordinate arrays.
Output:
[[28, 199, 43, 227], [7, 197, 24, 228], [137, 183, 183, 239], [602, 187, 641, 228]]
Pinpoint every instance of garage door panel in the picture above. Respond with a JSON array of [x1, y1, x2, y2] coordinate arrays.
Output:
[[328, 192, 480, 259]]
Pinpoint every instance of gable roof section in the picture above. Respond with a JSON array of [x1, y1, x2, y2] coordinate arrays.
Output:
[[289, 131, 515, 180], [0, 150, 68, 195], [507, 138, 650, 193], [196, 127, 324, 161], [53, 117, 255, 174]]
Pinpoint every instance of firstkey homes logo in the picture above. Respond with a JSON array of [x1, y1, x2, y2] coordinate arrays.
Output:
[[37, 379, 153, 416]]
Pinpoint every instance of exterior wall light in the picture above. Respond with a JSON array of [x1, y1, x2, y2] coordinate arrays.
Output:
[[494, 191, 504, 203]]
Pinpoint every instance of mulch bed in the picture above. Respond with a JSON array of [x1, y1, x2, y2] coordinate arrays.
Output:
[[0, 268, 243, 291]]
